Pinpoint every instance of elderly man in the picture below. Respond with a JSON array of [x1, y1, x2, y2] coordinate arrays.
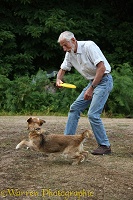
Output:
[[56, 31, 113, 155]]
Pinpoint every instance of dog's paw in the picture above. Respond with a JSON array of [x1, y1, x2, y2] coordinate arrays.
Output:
[[71, 161, 79, 166], [16, 144, 20, 149], [80, 155, 85, 163]]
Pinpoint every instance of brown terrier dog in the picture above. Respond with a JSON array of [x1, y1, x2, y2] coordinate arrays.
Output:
[[16, 117, 92, 165]]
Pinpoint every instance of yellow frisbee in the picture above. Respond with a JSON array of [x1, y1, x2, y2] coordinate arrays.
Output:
[[60, 83, 76, 89]]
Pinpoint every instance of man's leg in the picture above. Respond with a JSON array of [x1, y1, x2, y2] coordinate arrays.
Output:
[[64, 84, 91, 135], [88, 74, 113, 154]]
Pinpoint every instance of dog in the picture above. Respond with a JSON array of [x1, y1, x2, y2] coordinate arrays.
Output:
[[16, 117, 92, 165]]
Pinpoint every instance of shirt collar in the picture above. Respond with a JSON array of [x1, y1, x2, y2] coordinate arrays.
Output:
[[76, 41, 82, 54]]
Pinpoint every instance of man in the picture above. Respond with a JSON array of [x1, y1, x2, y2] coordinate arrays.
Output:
[[56, 31, 113, 155]]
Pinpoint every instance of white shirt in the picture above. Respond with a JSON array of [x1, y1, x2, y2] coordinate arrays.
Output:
[[60, 41, 111, 80]]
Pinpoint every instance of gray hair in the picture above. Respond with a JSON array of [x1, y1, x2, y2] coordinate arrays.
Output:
[[58, 31, 75, 43]]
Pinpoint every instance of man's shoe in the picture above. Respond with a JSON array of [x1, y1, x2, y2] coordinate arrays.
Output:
[[91, 145, 111, 155]]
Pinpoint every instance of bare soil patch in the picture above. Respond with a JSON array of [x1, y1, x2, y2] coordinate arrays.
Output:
[[0, 116, 133, 200]]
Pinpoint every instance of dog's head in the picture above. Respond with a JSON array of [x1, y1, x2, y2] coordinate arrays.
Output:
[[27, 117, 46, 131]]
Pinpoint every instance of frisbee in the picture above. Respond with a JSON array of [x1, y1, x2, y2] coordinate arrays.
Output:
[[60, 83, 76, 89]]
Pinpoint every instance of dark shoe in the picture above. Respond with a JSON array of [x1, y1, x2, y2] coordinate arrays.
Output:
[[91, 145, 111, 155]]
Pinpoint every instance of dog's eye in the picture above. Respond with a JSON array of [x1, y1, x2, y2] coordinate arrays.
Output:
[[35, 128, 41, 131]]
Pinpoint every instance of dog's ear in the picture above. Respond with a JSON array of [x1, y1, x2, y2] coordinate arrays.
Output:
[[27, 117, 33, 123], [39, 119, 46, 126]]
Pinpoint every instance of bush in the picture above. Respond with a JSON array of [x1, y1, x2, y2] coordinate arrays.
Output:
[[1, 64, 133, 117], [3, 70, 53, 114], [108, 63, 133, 117]]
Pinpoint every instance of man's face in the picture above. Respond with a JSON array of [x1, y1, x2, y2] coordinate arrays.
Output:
[[59, 38, 76, 53]]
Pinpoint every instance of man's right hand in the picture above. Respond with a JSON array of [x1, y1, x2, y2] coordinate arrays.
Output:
[[56, 69, 66, 87], [56, 79, 63, 87]]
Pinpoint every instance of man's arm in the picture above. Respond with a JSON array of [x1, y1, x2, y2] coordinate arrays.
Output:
[[56, 69, 66, 87], [91, 61, 106, 87], [84, 62, 106, 100]]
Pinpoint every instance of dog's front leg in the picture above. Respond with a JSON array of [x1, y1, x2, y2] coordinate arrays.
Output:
[[81, 151, 89, 160], [16, 140, 30, 149], [72, 154, 86, 165]]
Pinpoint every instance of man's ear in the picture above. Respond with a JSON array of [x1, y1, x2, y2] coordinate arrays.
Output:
[[71, 37, 76, 42]]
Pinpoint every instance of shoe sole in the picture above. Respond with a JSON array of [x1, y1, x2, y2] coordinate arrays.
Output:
[[91, 151, 111, 155]]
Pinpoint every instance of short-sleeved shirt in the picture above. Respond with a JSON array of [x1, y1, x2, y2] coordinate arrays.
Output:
[[60, 41, 111, 80]]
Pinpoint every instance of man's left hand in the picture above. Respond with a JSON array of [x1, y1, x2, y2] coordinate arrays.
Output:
[[84, 87, 94, 100]]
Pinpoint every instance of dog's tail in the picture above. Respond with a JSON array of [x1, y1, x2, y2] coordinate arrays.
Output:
[[81, 130, 93, 139]]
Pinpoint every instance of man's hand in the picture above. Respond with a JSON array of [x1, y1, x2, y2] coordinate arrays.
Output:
[[56, 69, 66, 87], [84, 87, 94, 100], [56, 79, 63, 87]]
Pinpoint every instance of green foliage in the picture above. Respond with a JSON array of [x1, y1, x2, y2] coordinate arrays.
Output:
[[1, 65, 133, 117], [0, 0, 133, 116], [0, 0, 133, 79], [0, 69, 88, 114], [0, 75, 11, 109], [108, 63, 133, 116], [3, 70, 54, 113], [105, 22, 133, 65]]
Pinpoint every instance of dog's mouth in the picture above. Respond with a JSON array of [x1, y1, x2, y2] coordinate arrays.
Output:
[[27, 127, 41, 131]]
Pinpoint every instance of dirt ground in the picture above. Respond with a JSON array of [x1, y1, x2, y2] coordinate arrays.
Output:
[[0, 116, 133, 200]]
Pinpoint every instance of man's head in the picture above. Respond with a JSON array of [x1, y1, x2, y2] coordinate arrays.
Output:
[[58, 31, 77, 53]]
